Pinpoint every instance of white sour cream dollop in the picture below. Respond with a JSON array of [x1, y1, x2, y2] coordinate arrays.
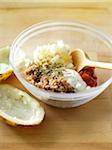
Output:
[[63, 69, 87, 92]]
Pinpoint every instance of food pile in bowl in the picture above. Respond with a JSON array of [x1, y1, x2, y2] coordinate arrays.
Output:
[[24, 40, 97, 93], [10, 21, 112, 108]]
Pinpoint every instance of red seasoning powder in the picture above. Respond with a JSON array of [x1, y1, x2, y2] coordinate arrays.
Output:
[[79, 66, 97, 87]]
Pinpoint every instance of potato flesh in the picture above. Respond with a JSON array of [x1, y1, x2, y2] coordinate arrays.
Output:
[[0, 85, 40, 121]]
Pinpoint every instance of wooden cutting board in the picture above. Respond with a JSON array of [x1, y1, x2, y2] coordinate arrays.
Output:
[[0, 2, 112, 150]]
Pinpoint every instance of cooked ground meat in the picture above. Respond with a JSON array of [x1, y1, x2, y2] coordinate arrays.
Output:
[[37, 76, 74, 93], [25, 62, 75, 93]]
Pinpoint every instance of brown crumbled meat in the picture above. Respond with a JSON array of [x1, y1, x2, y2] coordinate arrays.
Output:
[[25, 63, 75, 93], [38, 77, 74, 93]]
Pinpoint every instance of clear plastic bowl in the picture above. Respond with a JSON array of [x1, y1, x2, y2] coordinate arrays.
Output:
[[10, 21, 112, 108]]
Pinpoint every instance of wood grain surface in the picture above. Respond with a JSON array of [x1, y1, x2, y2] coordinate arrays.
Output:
[[0, 2, 112, 150]]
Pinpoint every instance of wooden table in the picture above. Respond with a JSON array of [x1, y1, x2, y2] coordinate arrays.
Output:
[[0, 2, 112, 150]]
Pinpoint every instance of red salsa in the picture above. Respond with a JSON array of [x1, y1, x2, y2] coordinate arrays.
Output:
[[79, 66, 97, 87]]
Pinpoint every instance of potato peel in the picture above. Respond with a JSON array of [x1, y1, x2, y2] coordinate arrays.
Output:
[[0, 46, 13, 81], [0, 84, 45, 126]]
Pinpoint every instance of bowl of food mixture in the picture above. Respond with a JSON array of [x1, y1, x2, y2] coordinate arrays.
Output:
[[10, 21, 112, 108]]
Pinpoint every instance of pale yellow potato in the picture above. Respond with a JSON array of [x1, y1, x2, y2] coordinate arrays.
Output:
[[0, 84, 45, 126], [0, 46, 13, 81]]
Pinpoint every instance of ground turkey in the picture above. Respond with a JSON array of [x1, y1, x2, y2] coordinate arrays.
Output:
[[25, 62, 75, 93]]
